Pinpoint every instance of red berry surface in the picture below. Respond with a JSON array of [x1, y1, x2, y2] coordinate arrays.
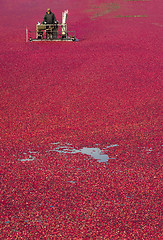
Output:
[[1, 0, 162, 239]]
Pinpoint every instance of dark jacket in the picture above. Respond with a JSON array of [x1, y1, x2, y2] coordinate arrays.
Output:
[[42, 11, 57, 24]]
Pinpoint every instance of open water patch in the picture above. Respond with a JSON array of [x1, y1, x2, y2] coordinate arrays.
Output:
[[49, 143, 118, 163]]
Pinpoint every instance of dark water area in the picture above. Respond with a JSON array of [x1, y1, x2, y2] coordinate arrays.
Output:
[[1, 0, 162, 239]]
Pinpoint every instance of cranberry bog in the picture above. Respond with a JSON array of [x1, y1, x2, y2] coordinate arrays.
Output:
[[0, 0, 162, 239]]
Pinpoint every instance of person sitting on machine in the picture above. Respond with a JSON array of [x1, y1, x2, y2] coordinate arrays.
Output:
[[42, 8, 58, 39]]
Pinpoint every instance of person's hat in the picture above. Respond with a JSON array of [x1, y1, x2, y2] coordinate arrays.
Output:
[[47, 8, 51, 11]]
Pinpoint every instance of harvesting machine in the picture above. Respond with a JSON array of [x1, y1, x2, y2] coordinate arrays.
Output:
[[26, 10, 76, 42]]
